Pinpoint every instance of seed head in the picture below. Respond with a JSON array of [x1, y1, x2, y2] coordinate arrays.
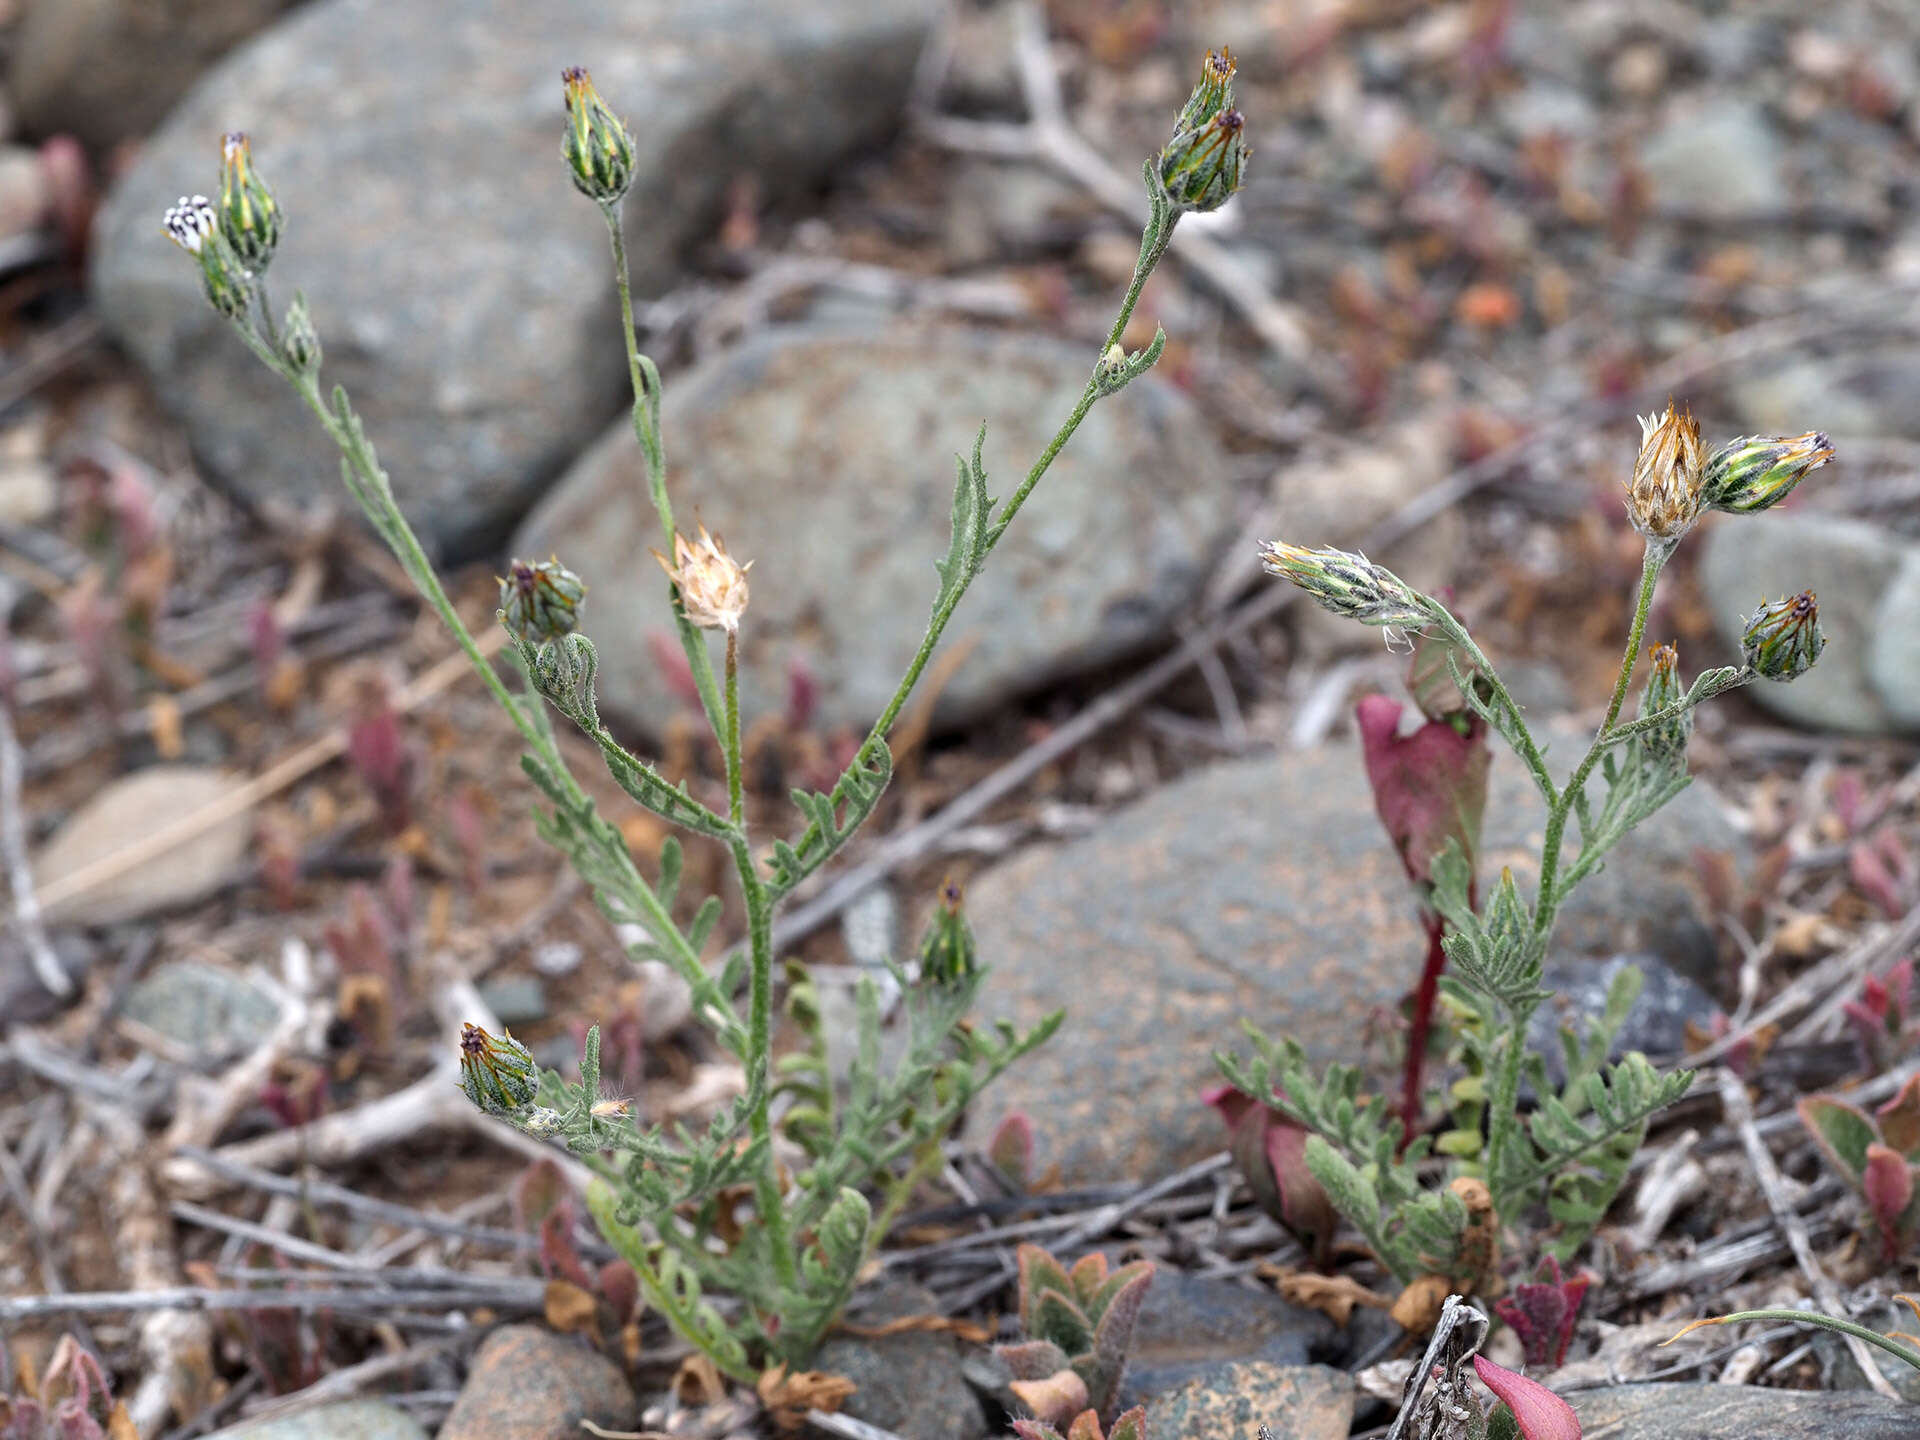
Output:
[[217, 131, 281, 271], [653, 525, 751, 632], [1635, 642, 1692, 769], [498, 557, 587, 644], [561, 66, 636, 204], [1258, 540, 1428, 628], [1701, 431, 1834, 515], [457, 1022, 539, 1114], [1742, 590, 1824, 682], [1626, 401, 1705, 541]]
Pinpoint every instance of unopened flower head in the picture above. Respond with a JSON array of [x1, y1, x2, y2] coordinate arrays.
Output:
[[1258, 540, 1428, 629], [217, 131, 281, 271], [653, 525, 750, 632], [561, 66, 636, 204], [280, 293, 321, 376], [1158, 107, 1250, 214], [1174, 46, 1236, 133], [1742, 590, 1824, 682], [163, 193, 250, 318], [1636, 642, 1692, 767], [1626, 400, 1705, 540], [1097, 343, 1127, 385], [1701, 431, 1834, 515], [918, 876, 977, 988], [458, 1022, 539, 1114], [498, 557, 586, 644]]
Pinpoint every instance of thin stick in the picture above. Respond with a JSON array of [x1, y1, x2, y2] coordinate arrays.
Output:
[[0, 698, 67, 995], [225, 1336, 466, 1426], [29, 630, 504, 919], [1714, 1067, 1898, 1399], [0, 1282, 543, 1321]]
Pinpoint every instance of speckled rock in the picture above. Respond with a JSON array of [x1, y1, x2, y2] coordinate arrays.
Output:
[[92, 0, 936, 558], [121, 959, 282, 1060], [813, 1280, 988, 1440], [1568, 1382, 1919, 1438], [515, 324, 1237, 735], [967, 729, 1746, 1184], [437, 1325, 636, 1440], [1123, 1272, 1379, 1403], [205, 1400, 427, 1440], [1699, 512, 1915, 735], [1868, 550, 1920, 729], [1637, 99, 1788, 220], [1141, 1361, 1353, 1440]]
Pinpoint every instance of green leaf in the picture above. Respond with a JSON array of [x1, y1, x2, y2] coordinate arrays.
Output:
[[1799, 1095, 1879, 1186]]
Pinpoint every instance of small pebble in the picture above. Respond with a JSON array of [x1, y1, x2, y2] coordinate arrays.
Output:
[[532, 940, 582, 977]]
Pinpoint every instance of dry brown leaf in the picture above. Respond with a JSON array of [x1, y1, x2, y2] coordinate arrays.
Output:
[[1390, 1273, 1452, 1335], [106, 1401, 140, 1440], [833, 1313, 992, 1344], [674, 1353, 729, 1409], [756, 1364, 857, 1434], [148, 695, 183, 759], [544, 1278, 600, 1340], [1264, 1268, 1392, 1327]]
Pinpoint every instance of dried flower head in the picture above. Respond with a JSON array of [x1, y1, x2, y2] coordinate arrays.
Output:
[[653, 524, 751, 632], [458, 1021, 539, 1115], [1701, 430, 1834, 515], [1742, 590, 1824, 682], [217, 130, 281, 270], [498, 557, 587, 644], [561, 66, 636, 204], [1258, 540, 1428, 629], [1626, 401, 1705, 540]]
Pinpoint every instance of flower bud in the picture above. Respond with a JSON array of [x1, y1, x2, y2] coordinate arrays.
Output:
[[217, 131, 282, 271], [1174, 46, 1236, 134], [1625, 401, 1705, 541], [1096, 343, 1127, 386], [1742, 590, 1824, 681], [917, 876, 977, 987], [1635, 642, 1691, 768], [164, 194, 252, 319], [498, 557, 586, 644], [532, 631, 600, 719], [1258, 540, 1428, 628], [280, 293, 322, 376], [652, 525, 750, 632], [458, 1022, 539, 1114], [1701, 431, 1834, 515], [561, 66, 636, 204], [1157, 108, 1250, 214]]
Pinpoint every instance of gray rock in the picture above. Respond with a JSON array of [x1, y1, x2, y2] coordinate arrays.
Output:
[[966, 732, 1744, 1184], [92, 0, 936, 559], [1568, 1382, 1918, 1438], [1638, 100, 1787, 220], [1123, 1272, 1341, 1402], [438, 1325, 636, 1440], [1139, 1361, 1353, 1440], [1527, 954, 1720, 1086], [205, 1400, 427, 1440], [11, 0, 299, 152], [1815, 1297, 1920, 1403], [1699, 512, 1916, 735], [1731, 358, 1889, 442], [1869, 550, 1920, 727], [515, 325, 1237, 736], [0, 932, 97, 1030], [815, 1281, 989, 1440], [123, 959, 281, 1059], [477, 974, 547, 1026]]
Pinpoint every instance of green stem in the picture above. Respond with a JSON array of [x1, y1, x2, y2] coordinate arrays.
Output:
[[731, 836, 796, 1291], [1428, 605, 1556, 806], [600, 205, 729, 746], [725, 627, 744, 828], [1533, 542, 1666, 937], [1665, 1309, 1920, 1374]]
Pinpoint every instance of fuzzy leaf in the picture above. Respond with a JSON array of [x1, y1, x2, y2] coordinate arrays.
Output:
[[1032, 1289, 1096, 1357], [1799, 1095, 1879, 1185], [1087, 1262, 1153, 1410], [989, 1111, 1036, 1190], [1863, 1144, 1918, 1257], [1018, 1244, 1079, 1327], [998, 1340, 1073, 1383], [1069, 1253, 1110, 1308], [1472, 1356, 1582, 1440], [1105, 1407, 1148, 1440], [1877, 1074, 1920, 1160], [1009, 1369, 1090, 1429]]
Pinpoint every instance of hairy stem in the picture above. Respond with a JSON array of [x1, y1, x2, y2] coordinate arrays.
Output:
[[725, 628, 744, 828]]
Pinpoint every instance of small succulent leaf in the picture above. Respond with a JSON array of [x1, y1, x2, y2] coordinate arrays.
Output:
[[1472, 1356, 1583, 1440], [1088, 1265, 1154, 1409], [1863, 1145, 1917, 1256], [1068, 1252, 1111, 1307], [1012, 1422, 1067, 1440], [1105, 1407, 1148, 1440], [1032, 1288, 1097, 1356], [1799, 1096, 1879, 1185], [999, 1340, 1074, 1383], [1008, 1370, 1091, 1430], [1065, 1412, 1108, 1440], [1017, 1243, 1080, 1326], [1082, 1259, 1153, 1324], [989, 1111, 1036, 1189], [1876, 1073, 1920, 1160]]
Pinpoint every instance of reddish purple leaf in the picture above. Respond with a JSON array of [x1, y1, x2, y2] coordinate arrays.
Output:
[[1205, 1084, 1336, 1268], [1495, 1256, 1592, 1369], [1863, 1144, 1916, 1260], [1473, 1355, 1583, 1440], [1355, 693, 1490, 890]]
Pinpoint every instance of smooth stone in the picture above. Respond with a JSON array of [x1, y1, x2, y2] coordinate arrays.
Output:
[[1637, 99, 1788, 220], [1699, 512, 1914, 735], [122, 959, 281, 1059], [477, 974, 547, 1026], [0, 931, 97, 1029], [204, 1400, 427, 1440], [1139, 1361, 1353, 1440], [967, 730, 1746, 1184], [1124, 1272, 1381, 1403], [437, 1325, 636, 1440], [11, 0, 298, 152], [814, 1281, 989, 1440], [1568, 1382, 1919, 1438], [1527, 953, 1719, 1087], [1868, 551, 1920, 728], [515, 325, 1236, 735], [92, 0, 936, 559], [34, 766, 252, 925]]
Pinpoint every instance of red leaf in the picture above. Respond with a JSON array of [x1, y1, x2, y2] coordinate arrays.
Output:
[[1473, 1356, 1582, 1440], [1355, 694, 1490, 889]]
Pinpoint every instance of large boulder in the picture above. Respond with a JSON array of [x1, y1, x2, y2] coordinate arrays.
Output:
[[92, 0, 936, 558], [515, 324, 1240, 735]]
